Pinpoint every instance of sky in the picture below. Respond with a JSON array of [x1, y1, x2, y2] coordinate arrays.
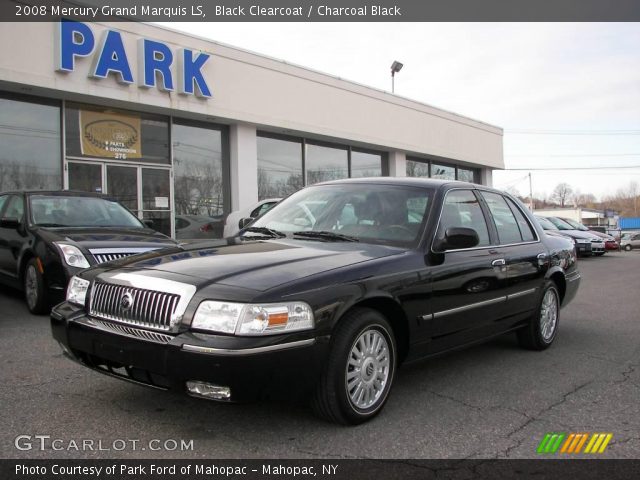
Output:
[[161, 22, 640, 201]]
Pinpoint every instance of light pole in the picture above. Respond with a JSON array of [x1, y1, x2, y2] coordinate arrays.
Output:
[[391, 61, 403, 93]]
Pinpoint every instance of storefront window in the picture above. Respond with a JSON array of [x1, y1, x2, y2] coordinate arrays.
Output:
[[173, 120, 228, 239], [0, 94, 61, 191], [351, 150, 382, 178], [431, 163, 456, 180], [257, 135, 303, 200], [65, 103, 169, 164], [306, 143, 348, 184], [457, 167, 477, 183], [406, 159, 430, 177]]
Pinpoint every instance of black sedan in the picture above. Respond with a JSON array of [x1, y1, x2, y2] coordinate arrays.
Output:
[[0, 191, 176, 313], [51, 178, 580, 424]]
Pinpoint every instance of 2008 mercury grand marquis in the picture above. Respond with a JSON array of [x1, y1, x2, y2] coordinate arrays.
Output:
[[51, 178, 580, 424]]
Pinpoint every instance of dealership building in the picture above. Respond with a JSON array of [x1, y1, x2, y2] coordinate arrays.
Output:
[[0, 21, 504, 238]]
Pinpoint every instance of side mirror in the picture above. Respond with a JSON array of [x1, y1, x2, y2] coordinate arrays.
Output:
[[143, 219, 154, 228], [238, 217, 254, 229], [0, 218, 20, 229], [442, 227, 479, 250]]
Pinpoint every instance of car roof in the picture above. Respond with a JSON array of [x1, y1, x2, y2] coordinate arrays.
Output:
[[1, 190, 112, 199], [315, 176, 481, 190]]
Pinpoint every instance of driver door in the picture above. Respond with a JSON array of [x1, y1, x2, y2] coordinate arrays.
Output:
[[0, 194, 26, 278]]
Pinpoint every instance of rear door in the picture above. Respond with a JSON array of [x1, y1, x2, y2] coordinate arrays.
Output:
[[478, 191, 546, 323]]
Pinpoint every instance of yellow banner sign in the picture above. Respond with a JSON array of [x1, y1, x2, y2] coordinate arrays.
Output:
[[80, 110, 142, 159]]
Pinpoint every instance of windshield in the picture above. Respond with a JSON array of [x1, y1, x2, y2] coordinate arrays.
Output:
[[562, 218, 588, 231], [536, 217, 558, 231], [30, 195, 144, 228], [546, 216, 574, 231], [248, 183, 434, 246]]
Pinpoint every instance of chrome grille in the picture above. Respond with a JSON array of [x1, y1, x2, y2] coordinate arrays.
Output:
[[89, 282, 180, 332], [89, 319, 173, 343], [89, 248, 161, 265], [92, 252, 136, 264]]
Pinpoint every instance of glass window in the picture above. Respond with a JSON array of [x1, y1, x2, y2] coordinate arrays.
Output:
[[481, 192, 523, 244], [3, 195, 25, 221], [431, 163, 456, 180], [251, 201, 278, 218], [0, 94, 61, 191], [306, 143, 348, 184], [257, 135, 303, 200], [65, 103, 169, 164], [506, 197, 536, 242], [251, 184, 433, 247], [351, 150, 382, 178], [29, 195, 142, 228], [173, 121, 227, 239], [406, 159, 429, 177], [457, 168, 476, 183], [437, 190, 490, 248], [0, 195, 8, 214]]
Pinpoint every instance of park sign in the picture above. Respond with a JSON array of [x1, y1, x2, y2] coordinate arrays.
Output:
[[54, 20, 212, 98]]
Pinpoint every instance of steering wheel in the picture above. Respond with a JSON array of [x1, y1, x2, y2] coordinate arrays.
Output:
[[379, 225, 413, 237]]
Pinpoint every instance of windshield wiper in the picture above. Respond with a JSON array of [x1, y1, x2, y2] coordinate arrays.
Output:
[[293, 231, 359, 242], [35, 223, 66, 228], [241, 226, 287, 238]]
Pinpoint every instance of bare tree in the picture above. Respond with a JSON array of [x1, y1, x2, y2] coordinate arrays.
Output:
[[551, 183, 573, 207]]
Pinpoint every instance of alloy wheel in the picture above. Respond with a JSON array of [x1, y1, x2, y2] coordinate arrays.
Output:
[[540, 289, 559, 342]]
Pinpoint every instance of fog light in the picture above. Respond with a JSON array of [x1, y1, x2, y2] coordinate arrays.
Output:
[[186, 381, 231, 401]]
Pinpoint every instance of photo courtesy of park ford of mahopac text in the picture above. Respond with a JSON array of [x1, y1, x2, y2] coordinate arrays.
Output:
[[0, 0, 639, 479]]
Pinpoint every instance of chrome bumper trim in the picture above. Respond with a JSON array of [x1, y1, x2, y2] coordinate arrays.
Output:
[[181, 338, 316, 356]]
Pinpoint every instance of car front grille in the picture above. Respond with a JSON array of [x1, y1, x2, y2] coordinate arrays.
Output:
[[89, 282, 180, 332], [88, 248, 160, 265]]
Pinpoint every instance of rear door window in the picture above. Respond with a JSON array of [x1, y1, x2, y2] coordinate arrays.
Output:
[[505, 197, 536, 242], [480, 192, 523, 244]]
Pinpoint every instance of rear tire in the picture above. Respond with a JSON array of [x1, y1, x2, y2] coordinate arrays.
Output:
[[24, 258, 48, 315], [517, 281, 560, 351], [312, 308, 396, 425]]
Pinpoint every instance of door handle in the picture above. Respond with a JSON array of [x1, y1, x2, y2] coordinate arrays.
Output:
[[491, 258, 506, 267]]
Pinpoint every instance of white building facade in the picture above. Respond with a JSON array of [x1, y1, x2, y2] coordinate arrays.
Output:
[[0, 21, 504, 238]]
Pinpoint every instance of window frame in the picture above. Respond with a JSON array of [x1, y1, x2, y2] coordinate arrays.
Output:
[[430, 187, 541, 254]]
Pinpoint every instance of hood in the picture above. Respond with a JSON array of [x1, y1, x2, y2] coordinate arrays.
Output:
[[554, 229, 601, 241], [105, 238, 405, 292], [37, 227, 176, 250]]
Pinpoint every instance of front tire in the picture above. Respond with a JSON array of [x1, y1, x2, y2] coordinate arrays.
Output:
[[624, 245, 632, 251], [24, 258, 48, 314], [312, 308, 396, 425], [517, 281, 560, 350]]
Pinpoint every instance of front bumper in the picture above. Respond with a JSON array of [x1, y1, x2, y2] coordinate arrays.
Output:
[[574, 242, 593, 256], [51, 302, 328, 402]]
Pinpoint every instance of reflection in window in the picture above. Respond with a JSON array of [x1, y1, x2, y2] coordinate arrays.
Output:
[[306, 143, 348, 184], [257, 135, 303, 200], [0, 95, 61, 191], [457, 168, 476, 183], [481, 191, 523, 244], [431, 163, 455, 180], [438, 190, 490, 247], [173, 121, 225, 214], [351, 150, 382, 178], [406, 159, 429, 177]]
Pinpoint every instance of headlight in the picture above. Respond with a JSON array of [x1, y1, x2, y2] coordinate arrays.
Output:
[[66, 276, 90, 306], [192, 301, 314, 335], [56, 243, 90, 269]]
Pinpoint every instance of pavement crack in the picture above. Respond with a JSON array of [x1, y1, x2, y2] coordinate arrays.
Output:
[[426, 390, 531, 419]]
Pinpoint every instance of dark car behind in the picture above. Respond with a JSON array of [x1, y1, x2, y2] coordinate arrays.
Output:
[[0, 191, 176, 313]]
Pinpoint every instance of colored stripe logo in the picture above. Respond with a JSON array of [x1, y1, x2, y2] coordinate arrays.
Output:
[[537, 433, 612, 454]]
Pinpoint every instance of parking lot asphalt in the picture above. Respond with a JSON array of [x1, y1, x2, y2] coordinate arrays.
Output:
[[1, 251, 639, 460]]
